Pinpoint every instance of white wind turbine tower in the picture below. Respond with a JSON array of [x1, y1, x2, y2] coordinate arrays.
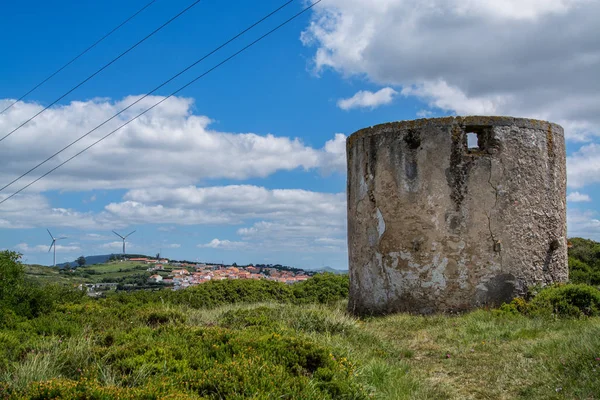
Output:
[[112, 230, 136, 255], [47, 229, 67, 267]]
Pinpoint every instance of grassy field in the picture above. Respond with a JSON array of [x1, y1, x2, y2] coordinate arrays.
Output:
[[23, 261, 160, 286], [23, 264, 86, 285], [3, 245, 600, 399], [77, 261, 157, 283], [1, 300, 599, 399], [367, 310, 600, 399], [80, 261, 152, 274]]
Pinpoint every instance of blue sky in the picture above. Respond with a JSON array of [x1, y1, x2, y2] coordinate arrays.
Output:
[[1, 0, 599, 267]]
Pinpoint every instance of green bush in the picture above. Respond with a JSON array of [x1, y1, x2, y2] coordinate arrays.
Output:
[[0, 331, 23, 371], [109, 278, 295, 309], [105, 273, 349, 310], [141, 308, 187, 327], [0, 266, 364, 398], [3, 324, 366, 399], [0, 252, 52, 321], [293, 273, 349, 304], [220, 306, 283, 330], [498, 297, 529, 315], [569, 257, 600, 285], [500, 284, 600, 318], [0, 251, 86, 324], [568, 238, 600, 285], [529, 284, 600, 317], [219, 304, 357, 335], [27, 314, 82, 337]]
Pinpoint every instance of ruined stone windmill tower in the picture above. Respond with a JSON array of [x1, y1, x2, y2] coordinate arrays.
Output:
[[346, 116, 567, 315]]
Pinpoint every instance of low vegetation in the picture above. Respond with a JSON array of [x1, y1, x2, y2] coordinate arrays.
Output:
[[2, 244, 600, 399], [568, 237, 600, 285]]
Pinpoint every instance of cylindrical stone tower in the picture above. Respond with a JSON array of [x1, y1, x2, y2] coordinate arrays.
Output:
[[347, 116, 567, 315]]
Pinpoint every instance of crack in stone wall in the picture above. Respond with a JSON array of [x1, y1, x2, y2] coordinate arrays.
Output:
[[486, 157, 503, 270]]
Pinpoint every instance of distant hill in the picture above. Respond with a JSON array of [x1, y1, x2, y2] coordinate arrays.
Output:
[[56, 254, 348, 274], [58, 254, 114, 268], [310, 266, 348, 274]]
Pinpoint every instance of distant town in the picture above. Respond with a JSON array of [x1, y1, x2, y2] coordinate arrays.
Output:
[[142, 257, 313, 288], [57, 254, 330, 296]]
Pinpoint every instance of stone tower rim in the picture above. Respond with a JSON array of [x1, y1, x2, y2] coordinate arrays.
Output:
[[346, 116, 564, 149]]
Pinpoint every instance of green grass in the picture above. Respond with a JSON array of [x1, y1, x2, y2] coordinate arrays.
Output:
[[81, 261, 150, 274], [5, 250, 600, 399], [1, 299, 599, 399], [368, 311, 600, 399], [23, 261, 159, 285], [22, 265, 86, 285]]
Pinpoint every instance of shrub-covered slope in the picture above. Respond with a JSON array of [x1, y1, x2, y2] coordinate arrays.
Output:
[[2, 250, 600, 399]]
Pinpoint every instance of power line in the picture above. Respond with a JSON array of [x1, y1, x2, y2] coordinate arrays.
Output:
[[0, 0, 204, 144], [0, 0, 157, 116], [0, 0, 296, 194], [0, 0, 323, 206]]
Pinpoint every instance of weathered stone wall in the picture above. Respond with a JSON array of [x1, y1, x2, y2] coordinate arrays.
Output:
[[347, 116, 567, 315]]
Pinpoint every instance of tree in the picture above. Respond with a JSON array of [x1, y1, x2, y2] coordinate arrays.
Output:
[[0, 250, 60, 320], [568, 238, 600, 284], [0, 251, 24, 305], [76, 256, 86, 267]]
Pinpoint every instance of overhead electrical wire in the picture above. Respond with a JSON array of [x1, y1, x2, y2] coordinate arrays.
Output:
[[0, 0, 323, 206], [0, 0, 204, 144], [0, 0, 157, 116], [0, 0, 296, 195]]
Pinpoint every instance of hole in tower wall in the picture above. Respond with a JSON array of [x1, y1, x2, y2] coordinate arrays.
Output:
[[467, 132, 479, 150], [465, 125, 497, 154], [404, 129, 421, 150]]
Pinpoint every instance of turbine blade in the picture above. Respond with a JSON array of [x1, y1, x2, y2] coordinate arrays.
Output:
[[48, 241, 54, 252], [125, 230, 136, 238], [112, 230, 124, 239], [47, 229, 54, 239]]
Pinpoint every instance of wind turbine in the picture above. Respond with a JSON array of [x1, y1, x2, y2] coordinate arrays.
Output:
[[47, 229, 67, 267], [112, 230, 136, 255]]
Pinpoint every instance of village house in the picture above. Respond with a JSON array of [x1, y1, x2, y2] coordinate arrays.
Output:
[[148, 274, 163, 283]]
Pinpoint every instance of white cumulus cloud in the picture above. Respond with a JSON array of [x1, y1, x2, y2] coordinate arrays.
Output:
[[401, 81, 510, 116], [101, 241, 133, 251], [302, 0, 600, 140], [568, 208, 600, 240], [198, 239, 247, 250], [0, 96, 345, 194], [566, 144, 600, 188], [0, 193, 108, 230], [567, 192, 592, 202], [116, 185, 347, 253], [0, 184, 348, 252], [337, 87, 397, 110], [15, 242, 80, 253]]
